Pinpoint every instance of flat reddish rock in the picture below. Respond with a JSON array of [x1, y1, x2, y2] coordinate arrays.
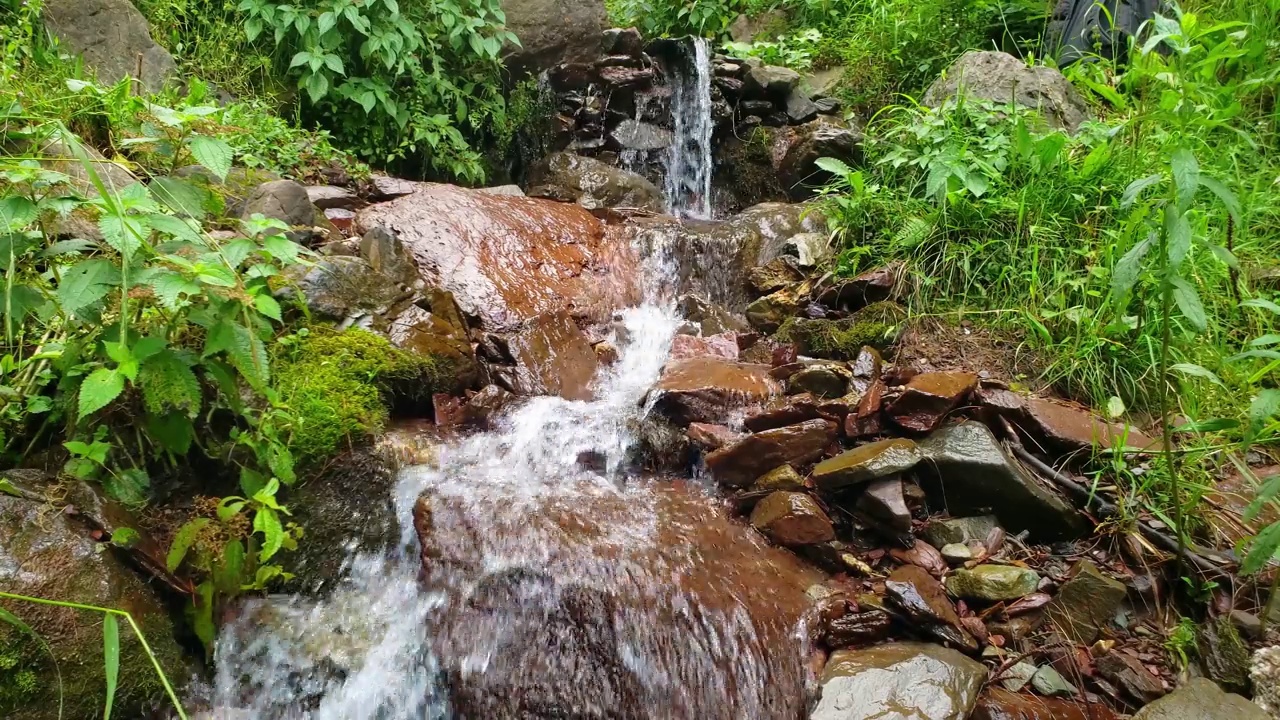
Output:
[[744, 394, 822, 432], [669, 332, 740, 360], [647, 357, 782, 426], [750, 491, 835, 546], [686, 422, 742, 451], [1025, 398, 1160, 452], [706, 419, 837, 488], [971, 689, 1118, 720], [506, 309, 599, 401], [885, 371, 977, 432]]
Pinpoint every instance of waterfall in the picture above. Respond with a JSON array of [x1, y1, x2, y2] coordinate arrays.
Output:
[[663, 38, 714, 219]]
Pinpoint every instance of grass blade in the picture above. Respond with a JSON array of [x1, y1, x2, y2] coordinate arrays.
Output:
[[103, 613, 120, 719]]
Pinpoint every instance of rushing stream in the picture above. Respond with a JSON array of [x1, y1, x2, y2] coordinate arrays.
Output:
[[209, 40, 818, 719]]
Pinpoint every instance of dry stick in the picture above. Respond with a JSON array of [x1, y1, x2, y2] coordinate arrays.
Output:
[[996, 417, 1228, 578]]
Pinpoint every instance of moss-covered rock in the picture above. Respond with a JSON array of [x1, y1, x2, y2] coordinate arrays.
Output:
[[275, 326, 452, 466], [775, 301, 907, 359], [0, 481, 187, 720]]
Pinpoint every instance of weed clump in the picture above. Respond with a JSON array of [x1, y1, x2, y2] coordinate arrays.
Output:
[[777, 301, 907, 359], [275, 327, 449, 465]]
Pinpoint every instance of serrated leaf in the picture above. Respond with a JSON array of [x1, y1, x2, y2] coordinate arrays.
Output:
[[58, 258, 121, 319], [1111, 235, 1152, 301], [261, 234, 301, 264], [103, 613, 119, 719], [1165, 206, 1191, 270], [220, 238, 257, 269], [1169, 362, 1224, 386], [167, 517, 211, 572], [254, 507, 285, 561], [98, 215, 145, 258], [1199, 175, 1242, 223], [103, 468, 149, 506], [79, 367, 125, 418], [148, 269, 202, 310], [1121, 173, 1163, 208], [138, 350, 202, 416], [213, 539, 247, 594], [146, 411, 193, 455], [1242, 520, 1280, 574], [0, 195, 38, 230], [1170, 147, 1199, 209], [814, 156, 854, 176], [1170, 276, 1207, 331], [150, 177, 211, 219], [253, 293, 282, 321], [187, 136, 234, 181]]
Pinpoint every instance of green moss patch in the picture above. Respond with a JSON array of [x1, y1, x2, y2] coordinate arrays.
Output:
[[776, 301, 907, 359], [275, 327, 450, 466]]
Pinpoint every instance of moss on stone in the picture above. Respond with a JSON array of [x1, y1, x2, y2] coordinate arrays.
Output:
[[275, 326, 452, 466], [714, 126, 787, 211], [776, 302, 907, 359]]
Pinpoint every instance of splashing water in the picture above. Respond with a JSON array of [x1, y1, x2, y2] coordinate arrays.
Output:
[[663, 38, 714, 220], [209, 66, 817, 720]]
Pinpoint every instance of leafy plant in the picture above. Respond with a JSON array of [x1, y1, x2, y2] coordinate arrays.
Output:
[[724, 28, 823, 70]]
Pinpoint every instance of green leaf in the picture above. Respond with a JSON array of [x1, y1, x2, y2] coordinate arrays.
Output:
[[148, 269, 202, 310], [150, 177, 211, 219], [206, 321, 270, 390], [1170, 276, 1207, 331], [109, 527, 140, 547], [1242, 520, 1280, 575], [1199, 175, 1242, 223], [79, 367, 125, 418], [187, 136, 234, 181], [0, 195, 38, 230], [98, 215, 146, 258], [146, 411, 194, 455], [254, 507, 285, 561], [1111, 235, 1152, 301], [1208, 243, 1240, 269], [1169, 362, 1225, 387], [1246, 473, 1280, 522], [1121, 174, 1163, 208], [1170, 147, 1199, 209], [103, 614, 119, 720], [213, 538, 247, 594], [57, 254, 120, 316], [304, 71, 330, 104], [190, 580, 216, 656], [167, 517, 211, 572], [139, 350, 202, 416], [1249, 389, 1280, 442], [220, 238, 257, 269], [323, 54, 345, 75], [317, 11, 337, 36], [1105, 396, 1125, 419], [1164, 206, 1192, 270], [103, 468, 150, 506], [261, 233, 301, 264], [253, 293, 282, 321]]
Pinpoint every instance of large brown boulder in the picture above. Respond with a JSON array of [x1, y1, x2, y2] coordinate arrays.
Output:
[[705, 418, 837, 487], [501, 0, 607, 75], [356, 184, 640, 331], [646, 357, 782, 426], [923, 51, 1091, 133], [42, 0, 177, 93], [812, 642, 986, 720], [506, 309, 599, 400], [527, 152, 664, 213]]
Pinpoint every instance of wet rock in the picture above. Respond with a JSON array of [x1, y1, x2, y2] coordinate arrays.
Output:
[[527, 152, 664, 213], [601, 27, 643, 56], [500, 0, 606, 75], [626, 415, 695, 472], [746, 64, 801, 98], [42, 0, 176, 93], [858, 476, 912, 533], [747, 257, 806, 296], [776, 302, 907, 359], [288, 255, 405, 321], [846, 380, 884, 437], [461, 385, 518, 429], [753, 464, 807, 492], [1044, 560, 1126, 644], [885, 371, 977, 432], [360, 225, 421, 286], [941, 543, 975, 566], [823, 610, 893, 649], [385, 289, 481, 390], [1030, 665, 1077, 697], [922, 515, 1001, 548], [597, 65, 655, 88], [1000, 662, 1039, 692], [611, 119, 675, 151], [771, 117, 865, 200], [813, 262, 902, 310], [916, 422, 1086, 541], [746, 286, 804, 333], [786, 89, 820, 123], [367, 174, 418, 200], [0, 483, 186, 718], [890, 540, 950, 577], [811, 439, 921, 492], [744, 394, 822, 432], [922, 51, 1090, 133], [1024, 397, 1159, 453], [670, 332, 740, 361], [706, 419, 837, 488], [1131, 677, 1266, 719], [1198, 615, 1250, 693], [751, 491, 835, 546], [504, 309, 598, 400], [1097, 651, 1166, 705], [812, 642, 986, 720], [324, 207, 356, 234], [886, 565, 966, 634], [686, 422, 742, 451], [787, 363, 850, 399], [477, 184, 526, 197], [647, 357, 782, 426], [306, 184, 359, 210], [946, 565, 1041, 601], [357, 184, 640, 331], [676, 294, 750, 335], [972, 688, 1120, 720], [241, 179, 318, 227]]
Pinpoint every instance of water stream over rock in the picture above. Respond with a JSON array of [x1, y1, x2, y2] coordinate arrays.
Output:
[[662, 38, 714, 219]]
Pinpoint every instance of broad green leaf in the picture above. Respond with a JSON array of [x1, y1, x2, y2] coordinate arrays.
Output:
[[109, 527, 141, 547], [148, 269, 202, 310], [79, 367, 125, 418], [1169, 362, 1224, 387], [103, 613, 119, 720], [1170, 276, 1207, 331], [1111, 235, 1152, 300], [239, 467, 266, 496], [1208, 243, 1240, 269], [98, 214, 145, 258], [1164, 206, 1191, 270], [1249, 389, 1280, 442], [146, 411, 194, 455], [1242, 520, 1280, 574], [43, 239, 99, 257], [1079, 142, 1112, 180], [206, 321, 270, 390], [220, 238, 258, 269], [1250, 334, 1280, 348], [814, 156, 854, 177], [103, 468, 149, 506], [1, 284, 46, 325], [187, 136, 234, 181], [191, 580, 216, 656], [0, 195, 38, 230], [261, 233, 301, 264], [253, 293, 282, 321], [1246, 473, 1280, 522], [138, 350, 202, 416], [213, 539, 247, 594], [150, 177, 211, 219], [1170, 147, 1199, 209], [167, 517, 211, 572], [1230, 350, 1280, 362], [1121, 174, 1163, 208], [1199, 175, 1242, 223], [304, 71, 330, 104], [254, 507, 285, 561], [58, 258, 121, 319], [1243, 298, 1280, 315], [1105, 396, 1125, 418]]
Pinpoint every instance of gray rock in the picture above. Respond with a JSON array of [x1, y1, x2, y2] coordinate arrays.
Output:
[[785, 89, 820, 124], [241, 179, 318, 226], [1131, 677, 1268, 720], [945, 564, 1041, 601], [813, 642, 985, 720], [858, 476, 911, 533], [922, 515, 1001, 548], [814, 96, 841, 114], [500, 0, 606, 75], [285, 256, 405, 321], [922, 51, 1091, 133], [812, 439, 920, 492], [306, 184, 359, 209], [611, 119, 675, 151], [787, 363, 850, 399], [746, 64, 802, 99], [527, 152, 663, 212], [676, 294, 750, 336], [1030, 665, 1078, 697], [33, 138, 138, 199], [916, 422, 1087, 541], [360, 226, 420, 287], [772, 117, 864, 200], [940, 543, 974, 566], [1001, 661, 1038, 691], [477, 184, 526, 196], [42, 0, 177, 93], [1044, 560, 1127, 644], [1199, 615, 1251, 693], [780, 231, 831, 268]]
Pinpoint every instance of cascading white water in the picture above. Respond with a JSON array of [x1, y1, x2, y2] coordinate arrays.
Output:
[[663, 38, 714, 220]]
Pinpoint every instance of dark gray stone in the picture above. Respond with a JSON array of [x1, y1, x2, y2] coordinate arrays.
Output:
[[42, 0, 177, 93], [922, 51, 1091, 133]]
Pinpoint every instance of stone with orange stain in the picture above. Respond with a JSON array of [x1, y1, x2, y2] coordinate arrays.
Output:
[[506, 309, 599, 401], [669, 332, 740, 360], [706, 419, 838, 488], [356, 183, 641, 331], [750, 491, 835, 546], [1024, 397, 1159, 452], [647, 357, 783, 426], [885, 371, 978, 432]]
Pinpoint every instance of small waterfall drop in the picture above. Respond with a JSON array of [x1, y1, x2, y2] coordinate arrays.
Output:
[[663, 38, 714, 219]]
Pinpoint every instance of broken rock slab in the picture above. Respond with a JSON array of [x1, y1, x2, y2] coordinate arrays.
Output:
[[1024, 397, 1159, 453], [506, 309, 599, 401], [811, 438, 920, 492], [750, 491, 835, 546], [1043, 560, 1126, 644], [885, 371, 977, 432], [857, 476, 912, 533], [916, 422, 1087, 541], [647, 357, 782, 426], [1131, 677, 1267, 720], [706, 419, 837, 488], [812, 642, 986, 720]]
